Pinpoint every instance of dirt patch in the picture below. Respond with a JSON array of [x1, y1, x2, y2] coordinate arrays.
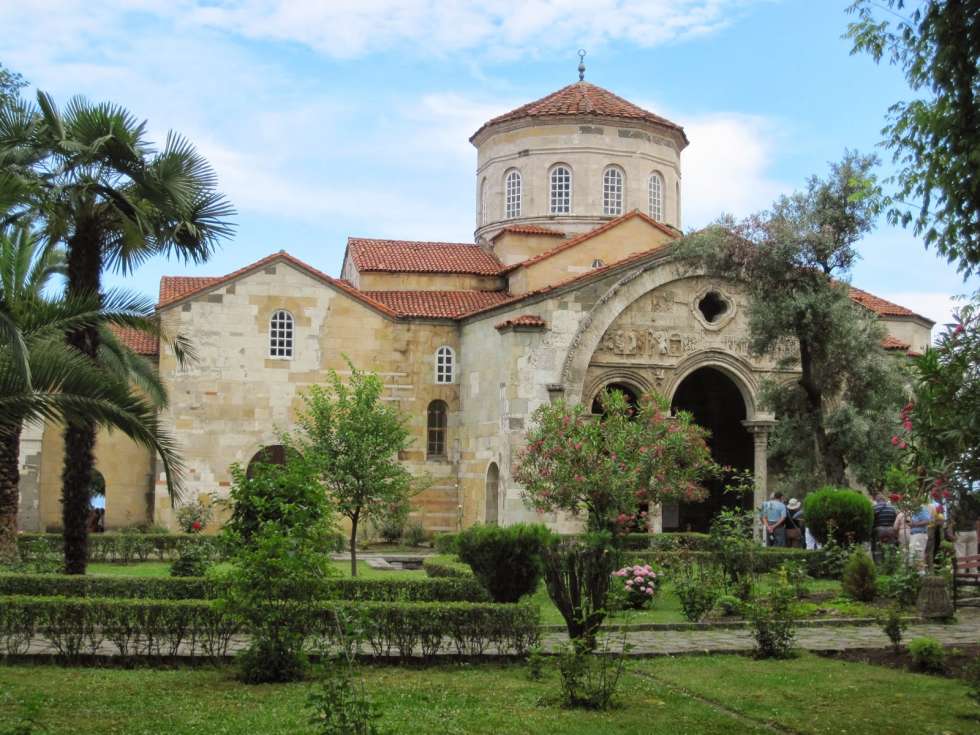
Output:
[[819, 644, 980, 682]]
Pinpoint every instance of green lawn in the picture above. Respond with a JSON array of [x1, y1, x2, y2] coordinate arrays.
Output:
[[1, 655, 975, 734], [87, 561, 427, 580]]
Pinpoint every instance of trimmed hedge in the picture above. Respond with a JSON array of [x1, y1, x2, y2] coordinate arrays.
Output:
[[0, 596, 539, 660], [15, 532, 347, 564], [423, 555, 474, 578], [620, 547, 833, 577], [0, 573, 488, 603], [803, 488, 874, 545]]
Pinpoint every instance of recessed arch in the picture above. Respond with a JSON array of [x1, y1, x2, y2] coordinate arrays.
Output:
[[246, 444, 288, 479], [666, 350, 759, 420]]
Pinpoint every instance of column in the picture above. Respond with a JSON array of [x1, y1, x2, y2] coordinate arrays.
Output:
[[742, 418, 776, 544]]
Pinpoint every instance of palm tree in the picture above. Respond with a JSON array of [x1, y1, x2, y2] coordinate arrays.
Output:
[[0, 92, 233, 572], [0, 222, 187, 563]]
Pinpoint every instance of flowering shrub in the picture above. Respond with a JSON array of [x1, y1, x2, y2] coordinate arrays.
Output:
[[176, 496, 215, 534], [612, 564, 658, 609], [515, 390, 718, 535]]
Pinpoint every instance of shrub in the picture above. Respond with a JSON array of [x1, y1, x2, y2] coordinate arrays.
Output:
[[709, 508, 757, 600], [965, 656, 980, 707], [803, 487, 873, 545], [15, 532, 226, 564], [308, 664, 388, 735], [779, 560, 812, 599], [747, 571, 797, 659], [526, 644, 546, 681], [878, 605, 908, 653], [673, 563, 723, 622], [456, 523, 556, 603], [713, 594, 744, 617], [611, 564, 658, 610], [0, 596, 539, 661], [619, 532, 711, 551], [432, 533, 458, 555], [878, 564, 921, 607], [375, 499, 410, 544], [557, 641, 628, 710], [842, 548, 877, 602], [170, 546, 208, 578], [422, 555, 473, 579], [402, 521, 428, 547], [907, 637, 946, 672], [175, 496, 215, 534]]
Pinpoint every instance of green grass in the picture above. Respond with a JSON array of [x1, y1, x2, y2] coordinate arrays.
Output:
[[86, 561, 427, 581], [636, 653, 980, 734], [1, 655, 975, 734]]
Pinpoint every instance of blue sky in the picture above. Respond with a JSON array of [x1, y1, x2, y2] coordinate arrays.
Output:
[[1, 1, 975, 328]]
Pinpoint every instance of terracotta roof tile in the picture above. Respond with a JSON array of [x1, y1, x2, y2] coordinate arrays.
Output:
[[848, 286, 930, 322], [495, 315, 546, 330], [471, 81, 686, 143], [491, 224, 565, 239], [881, 335, 912, 351], [109, 325, 159, 356], [504, 210, 678, 274], [158, 276, 221, 306], [156, 251, 399, 317], [347, 238, 502, 276], [362, 290, 512, 319]]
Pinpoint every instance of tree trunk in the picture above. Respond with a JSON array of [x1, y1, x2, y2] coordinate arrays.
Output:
[[349, 510, 359, 577], [0, 425, 23, 562], [61, 221, 103, 575], [798, 337, 847, 486]]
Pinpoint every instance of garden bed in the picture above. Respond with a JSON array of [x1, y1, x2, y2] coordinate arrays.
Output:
[[819, 643, 980, 683]]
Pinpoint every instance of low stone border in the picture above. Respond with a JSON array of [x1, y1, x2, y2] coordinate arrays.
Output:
[[539, 615, 924, 633]]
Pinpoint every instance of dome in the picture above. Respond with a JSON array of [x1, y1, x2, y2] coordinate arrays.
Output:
[[472, 81, 686, 243]]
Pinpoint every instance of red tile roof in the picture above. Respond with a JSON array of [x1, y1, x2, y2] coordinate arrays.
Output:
[[471, 81, 687, 143], [110, 326, 158, 356], [491, 224, 565, 239], [881, 335, 912, 351], [156, 251, 399, 318], [848, 286, 929, 322], [363, 290, 513, 319], [158, 276, 221, 306], [503, 210, 678, 274], [347, 238, 502, 276], [495, 315, 546, 330]]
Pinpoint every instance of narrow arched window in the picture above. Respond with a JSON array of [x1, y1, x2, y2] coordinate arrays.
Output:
[[549, 165, 571, 214], [435, 345, 455, 384], [479, 178, 488, 226], [269, 309, 293, 358], [427, 400, 448, 458], [603, 167, 624, 216], [504, 169, 522, 219], [648, 172, 664, 221]]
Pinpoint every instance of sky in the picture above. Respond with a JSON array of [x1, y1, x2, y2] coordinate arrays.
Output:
[[1, 0, 975, 331]]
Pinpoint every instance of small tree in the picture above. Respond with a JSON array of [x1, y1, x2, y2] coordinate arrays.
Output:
[[515, 390, 717, 535], [293, 363, 415, 576]]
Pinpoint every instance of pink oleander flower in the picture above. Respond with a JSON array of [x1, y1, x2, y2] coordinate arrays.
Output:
[[891, 435, 900, 446]]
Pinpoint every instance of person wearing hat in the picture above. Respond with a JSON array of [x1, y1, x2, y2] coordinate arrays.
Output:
[[785, 498, 803, 548]]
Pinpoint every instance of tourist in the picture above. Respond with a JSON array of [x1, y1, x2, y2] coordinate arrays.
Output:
[[785, 498, 804, 548], [908, 501, 936, 569], [894, 506, 911, 560], [761, 492, 788, 547], [871, 493, 898, 562]]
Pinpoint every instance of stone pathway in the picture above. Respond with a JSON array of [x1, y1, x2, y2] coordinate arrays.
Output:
[[542, 608, 980, 655]]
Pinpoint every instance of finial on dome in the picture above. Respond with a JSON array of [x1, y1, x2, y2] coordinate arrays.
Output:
[[577, 49, 586, 81]]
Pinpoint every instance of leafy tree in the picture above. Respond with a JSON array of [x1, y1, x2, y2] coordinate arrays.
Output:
[[0, 62, 26, 109], [846, 1, 980, 277], [683, 152, 907, 490], [0, 92, 234, 573], [0, 221, 186, 561], [292, 363, 416, 576], [890, 296, 980, 528]]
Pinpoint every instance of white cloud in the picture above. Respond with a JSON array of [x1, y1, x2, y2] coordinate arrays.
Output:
[[878, 291, 963, 330]]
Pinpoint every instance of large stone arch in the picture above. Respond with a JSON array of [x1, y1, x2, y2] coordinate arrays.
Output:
[[666, 350, 760, 420], [559, 256, 691, 405]]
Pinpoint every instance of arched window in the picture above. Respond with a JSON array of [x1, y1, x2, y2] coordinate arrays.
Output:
[[603, 167, 624, 216], [246, 444, 287, 479], [435, 345, 455, 384], [269, 309, 294, 358], [479, 178, 488, 226], [427, 400, 448, 459], [504, 169, 522, 219], [549, 165, 571, 214], [648, 172, 664, 221], [485, 462, 500, 524]]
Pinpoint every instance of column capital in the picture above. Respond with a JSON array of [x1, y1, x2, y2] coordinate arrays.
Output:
[[741, 418, 776, 435]]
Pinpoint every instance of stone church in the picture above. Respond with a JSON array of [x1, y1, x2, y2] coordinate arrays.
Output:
[[16, 79, 933, 535]]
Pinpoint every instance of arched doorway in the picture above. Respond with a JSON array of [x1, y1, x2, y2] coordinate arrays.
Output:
[[590, 382, 640, 415], [669, 367, 753, 532], [246, 444, 288, 479], [485, 463, 500, 524]]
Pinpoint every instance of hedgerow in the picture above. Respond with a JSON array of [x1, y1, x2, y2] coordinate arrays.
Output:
[[0, 573, 488, 603], [0, 596, 539, 661], [422, 555, 474, 578]]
